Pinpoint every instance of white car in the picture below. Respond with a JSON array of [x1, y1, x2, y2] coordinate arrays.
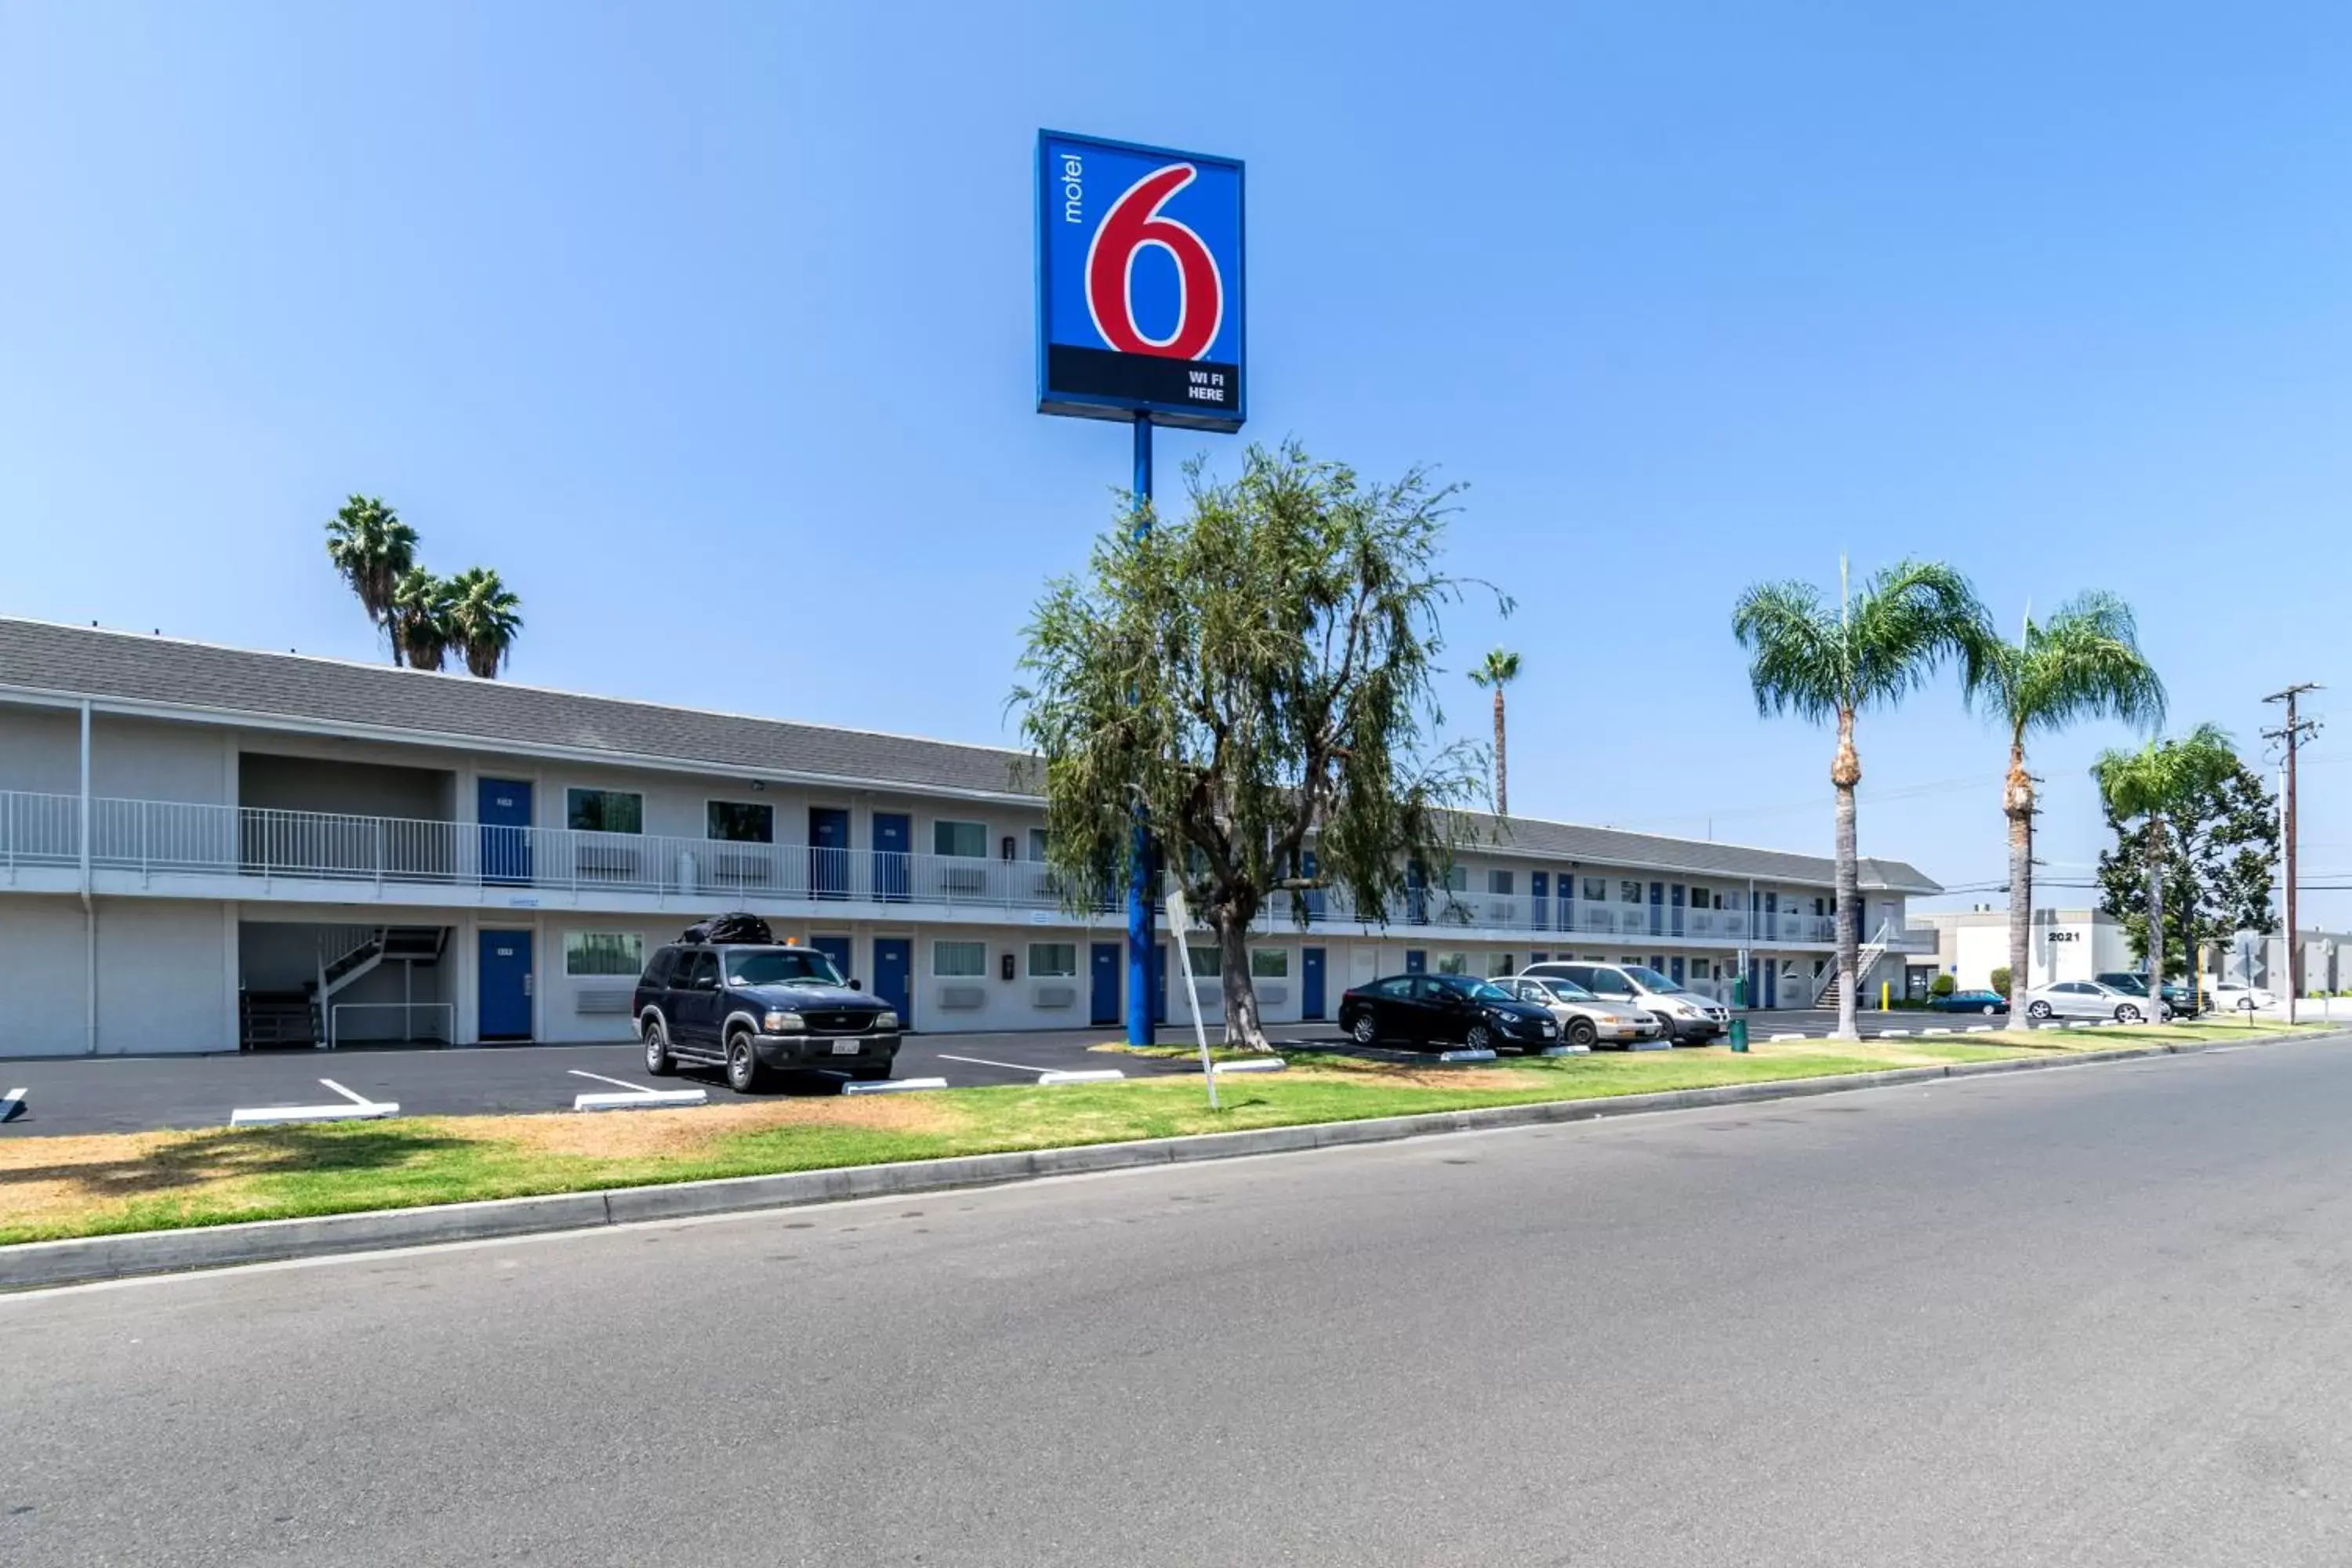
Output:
[[1520, 962, 1730, 1045], [1494, 976, 1668, 1051], [2206, 983, 2275, 1013], [2021, 979, 2172, 1025]]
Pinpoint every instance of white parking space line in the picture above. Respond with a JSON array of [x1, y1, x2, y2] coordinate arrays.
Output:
[[567, 1069, 707, 1112], [230, 1079, 400, 1127], [0, 1087, 25, 1123], [935, 1054, 1061, 1075]]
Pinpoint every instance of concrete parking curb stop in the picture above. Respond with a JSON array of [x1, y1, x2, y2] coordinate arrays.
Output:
[[2, 1029, 2336, 1293]]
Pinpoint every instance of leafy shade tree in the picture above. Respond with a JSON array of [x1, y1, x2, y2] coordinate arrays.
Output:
[[325, 495, 419, 663], [2094, 732, 2275, 985], [1468, 648, 1521, 816], [445, 567, 524, 678], [1015, 441, 1494, 1047], [1971, 593, 2165, 1007], [390, 568, 457, 672], [1733, 558, 1987, 1040]]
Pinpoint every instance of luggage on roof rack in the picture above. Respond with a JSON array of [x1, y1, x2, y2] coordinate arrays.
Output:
[[682, 912, 775, 946]]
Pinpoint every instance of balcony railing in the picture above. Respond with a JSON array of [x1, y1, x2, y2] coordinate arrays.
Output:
[[0, 792, 1111, 913], [0, 789, 1856, 945]]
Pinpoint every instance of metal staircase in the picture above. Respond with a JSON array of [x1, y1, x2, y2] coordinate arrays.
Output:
[[313, 925, 450, 1048], [1813, 921, 1896, 1008]]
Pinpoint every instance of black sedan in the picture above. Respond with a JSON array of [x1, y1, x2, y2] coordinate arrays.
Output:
[[1927, 989, 2009, 1015], [1337, 973, 1561, 1053]]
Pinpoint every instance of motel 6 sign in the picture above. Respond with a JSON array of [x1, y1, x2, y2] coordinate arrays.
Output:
[[1036, 131, 1246, 433]]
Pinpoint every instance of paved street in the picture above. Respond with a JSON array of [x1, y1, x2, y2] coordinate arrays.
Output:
[[6, 1036, 2350, 1565]]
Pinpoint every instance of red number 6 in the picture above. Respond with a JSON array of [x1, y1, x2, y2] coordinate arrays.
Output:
[[1085, 164, 1225, 361]]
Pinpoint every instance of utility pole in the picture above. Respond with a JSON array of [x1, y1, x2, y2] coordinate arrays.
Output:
[[2262, 683, 2321, 1025]]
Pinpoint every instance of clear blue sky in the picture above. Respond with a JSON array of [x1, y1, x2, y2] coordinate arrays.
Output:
[[5, 1, 2350, 920]]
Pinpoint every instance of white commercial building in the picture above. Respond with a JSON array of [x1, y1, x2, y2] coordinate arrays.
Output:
[[1907, 907, 2139, 994], [0, 619, 1940, 1056]]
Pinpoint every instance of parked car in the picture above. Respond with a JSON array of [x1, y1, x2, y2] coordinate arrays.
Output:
[[1338, 974, 1561, 1053], [2096, 972, 2209, 1014], [2206, 982, 2276, 1013], [2020, 979, 2172, 1025], [1519, 961, 1729, 1044], [1493, 975, 1667, 1050], [635, 941, 901, 1091], [1928, 989, 2009, 1015]]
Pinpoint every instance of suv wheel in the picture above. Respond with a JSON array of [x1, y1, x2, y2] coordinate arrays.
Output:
[[642, 1015, 676, 1076], [724, 1030, 765, 1094]]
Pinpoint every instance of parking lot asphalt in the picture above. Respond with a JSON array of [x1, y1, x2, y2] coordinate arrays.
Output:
[[0, 1011, 2076, 1138], [0, 1025, 1339, 1138]]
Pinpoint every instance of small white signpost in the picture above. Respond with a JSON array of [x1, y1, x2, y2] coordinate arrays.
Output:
[[1165, 888, 1218, 1109]]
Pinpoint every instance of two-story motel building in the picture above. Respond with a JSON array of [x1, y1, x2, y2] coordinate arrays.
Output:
[[0, 619, 1941, 1057]]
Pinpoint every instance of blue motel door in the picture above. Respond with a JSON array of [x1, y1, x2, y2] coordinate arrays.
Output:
[[477, 929, 533, 1040], [872, 938, 912, 1025], [1301, 947, 1327, 1020], [1090, 942, 1121, 1026], [478, 779, 532, 884]]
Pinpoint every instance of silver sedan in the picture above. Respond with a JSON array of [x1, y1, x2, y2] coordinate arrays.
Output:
[[1497, 977, 1667, 1050]]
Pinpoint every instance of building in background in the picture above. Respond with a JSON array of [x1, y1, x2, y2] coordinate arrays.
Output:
[[0, 619, 1940, 1056], [1907, 906, 2137, 995]]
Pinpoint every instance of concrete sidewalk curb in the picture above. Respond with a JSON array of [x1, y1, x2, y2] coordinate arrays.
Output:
[[4, 1029, 2334, 1291]]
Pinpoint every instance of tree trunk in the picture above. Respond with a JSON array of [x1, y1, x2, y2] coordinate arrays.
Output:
[[1215, 903, 1270, 1049], [2145, 815, 2166, 996], [1831, 707, 1861, 1041], [1492, 688, 1508, 817], [2005, 737, 2033, 1001]]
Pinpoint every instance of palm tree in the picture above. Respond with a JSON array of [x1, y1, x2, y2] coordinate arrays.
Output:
[[445, 567, 524, 678], [2092, 724, 2237, 1003], [1973, 593, 2165, 1001], [1468, 648, 1522, 815], [1733, 558, 1987, 1040], [389, 568, 458, 673], [324, 495, 419, 664]]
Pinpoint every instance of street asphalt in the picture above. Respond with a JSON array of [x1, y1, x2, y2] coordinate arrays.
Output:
[[6, 1033, 2350, 1565]]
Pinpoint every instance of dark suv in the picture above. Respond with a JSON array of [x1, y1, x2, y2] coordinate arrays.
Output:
[[634, 942, 901, 1091]]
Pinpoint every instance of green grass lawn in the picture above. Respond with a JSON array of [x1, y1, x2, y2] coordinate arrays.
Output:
[[0, 1025, 2332, 1248]]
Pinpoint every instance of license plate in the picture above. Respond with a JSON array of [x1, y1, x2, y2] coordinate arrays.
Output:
[[831, 1040, 861, 1055], [1540, 1022, 1556, 1035]]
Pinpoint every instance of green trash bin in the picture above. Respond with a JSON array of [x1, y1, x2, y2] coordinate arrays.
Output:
[[1729, 1018, 1749, 1053]]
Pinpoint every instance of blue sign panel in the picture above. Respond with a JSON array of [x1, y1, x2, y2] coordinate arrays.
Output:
[[1036, 130, 1245, 433]]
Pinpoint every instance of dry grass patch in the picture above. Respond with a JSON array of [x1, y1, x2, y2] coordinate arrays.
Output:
[[497, 1094, 969, 1160]]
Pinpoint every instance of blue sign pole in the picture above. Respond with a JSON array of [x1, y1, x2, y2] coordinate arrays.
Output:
[[1127, 414, 1155, 1045], [1034, 130, 1243, 1051]]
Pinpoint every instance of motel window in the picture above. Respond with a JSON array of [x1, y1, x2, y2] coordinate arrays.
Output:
[[1436, 952, 1470, 975], [934, 820, 987, 858], [1688, 885, 1708, 908], [1581, 877, 1607, 902], [1488, 869, 1515, 897], [566, 788, 643, 834], [564, 931, 644, 977], [1188, 946, 1223, 978], [1027, 827, 1049, 862], [706, 801, 774, 844], [1028, 943, 1078, 978], [1620, 880, 1642, 905], [933, 941, 986, 978], [1443, 865, 1468, 892], [1486, 953, 1515, 978], [1251, 949, 1289, 979]]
